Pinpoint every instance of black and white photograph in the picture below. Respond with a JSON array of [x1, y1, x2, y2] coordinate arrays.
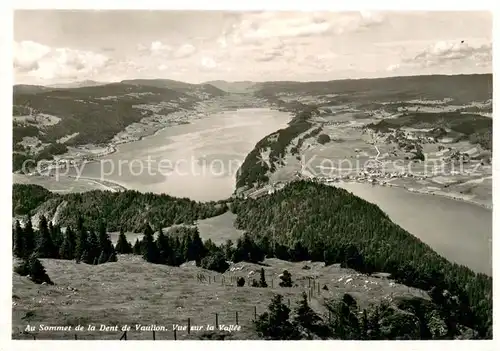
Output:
[[6, 4, 494, 345]]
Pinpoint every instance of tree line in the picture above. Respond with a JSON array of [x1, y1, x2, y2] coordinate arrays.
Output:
[[12, 184, 228, 232], [13, 215, 119, 285], [119, 223, 274, 274]]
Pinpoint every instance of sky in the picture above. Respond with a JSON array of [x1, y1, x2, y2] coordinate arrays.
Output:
[[13, 10, 493, 85]]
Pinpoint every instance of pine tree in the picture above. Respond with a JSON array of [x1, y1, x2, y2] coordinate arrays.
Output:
[[86, 229, 100, 264], [142, 224, 159, 263], [255, 294, 298, 340], [74, 217, 88, 262], [13, 220, 25, 258], [36, 215, 56, 258], [27, 254, 53, 285], [67, 226, 76, 258], [190, 229, 206, 265], [326, 294, 361, 339], [51, 224, 64, 258], [115, 228, 132, 254], [223, 239, 234, 261], [133, 238, 142, 255], [23, 216, 36, 258], [181, 234, 192, 263], [156, 229, 171, 264], [279, 270, 293, 287], [48, 221, 62, 256], [173, 237, 183, 266], [97, 220, 114, 259], [59, 227, 76, 260], [232, 237, 246, 263], [259, 268, 268, 288], [48, 221, 54, 237], [293, 292, 327, 339]]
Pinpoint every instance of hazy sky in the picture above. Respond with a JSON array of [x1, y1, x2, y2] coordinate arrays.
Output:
[[13, 10, 492, 84]]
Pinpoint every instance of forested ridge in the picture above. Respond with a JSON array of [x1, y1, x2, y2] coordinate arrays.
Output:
[[12, 184, 228, 232], [230, 180, 492, 338], [235, 102, 319, 189]]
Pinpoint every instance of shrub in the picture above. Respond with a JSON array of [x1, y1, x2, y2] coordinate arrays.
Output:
[[279, 270, 293, 287], [200, 251, 229, 273], [317, 134, 331, 145]]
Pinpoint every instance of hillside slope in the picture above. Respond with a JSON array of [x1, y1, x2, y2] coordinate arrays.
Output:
[[12, 81, 227, 171], [12, 184, 228, 232], [12, 255, 429, 340], [231, 180, 492, 337]]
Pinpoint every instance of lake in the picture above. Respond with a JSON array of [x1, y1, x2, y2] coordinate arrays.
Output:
[[76, 108, 292, 201], [334, 182, 492, 275], [67, 107, 491, 275]]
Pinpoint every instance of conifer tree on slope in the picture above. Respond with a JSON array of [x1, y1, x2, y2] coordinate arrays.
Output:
[[255, 294, 298, 340], [36, 215, 57, 258], [86, 229, 100, 264], [259, 268, 268, 288], [74, 217, 88, 262], [23, 216, 36, 259], [97, 220, 114, 257], [27, 254, 53, 285], [115, 228, 132, 254], [181, 233, 192, 262], [133, 238, 142, 255], [142, 224, 159, 263], [67, 226, 76, 258], [59, 227, 76, 260], [173, 236, 183, 266], [190, 229, 206, 265], [49, 221, 63, 254], [13, 220, 24, 258], [223, 239, 234, 261], [293, 292, 328, 339], [156, 229, 171, 264]]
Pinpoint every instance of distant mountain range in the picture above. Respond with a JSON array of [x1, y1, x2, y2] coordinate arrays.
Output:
[[13, 80, 110, 94], [13, 79, 229, 95], [203, 80, 257, 93], [47, 80, 110, 89]]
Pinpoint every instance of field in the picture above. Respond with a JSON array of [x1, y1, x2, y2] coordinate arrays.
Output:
[[107, 212, 243, 249], [12, 255, 428, 340]]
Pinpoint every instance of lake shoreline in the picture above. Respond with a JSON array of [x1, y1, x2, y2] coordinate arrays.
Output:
[[332, 179, 492, 211]]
